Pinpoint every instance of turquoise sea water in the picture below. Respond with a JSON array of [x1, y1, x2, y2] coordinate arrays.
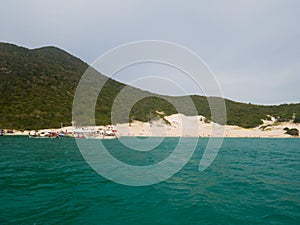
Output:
[[0, 136, 299, 224]]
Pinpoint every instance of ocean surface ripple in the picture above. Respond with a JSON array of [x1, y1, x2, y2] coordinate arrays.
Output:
[[1, 137, 299, 224]]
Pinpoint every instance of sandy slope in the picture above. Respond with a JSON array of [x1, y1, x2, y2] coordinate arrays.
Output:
[[115, 114, 300, 138]]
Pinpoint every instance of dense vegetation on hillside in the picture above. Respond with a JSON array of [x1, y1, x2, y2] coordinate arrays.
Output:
[[0, 42, 299, 130]]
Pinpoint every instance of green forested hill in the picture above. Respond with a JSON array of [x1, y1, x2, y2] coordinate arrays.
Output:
[[0, 42, 299, 130], [0, 43, 89, 129]]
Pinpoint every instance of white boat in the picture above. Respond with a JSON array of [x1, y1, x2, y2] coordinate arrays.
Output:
[[29, 132, 56, 138], [28, 131, 65, 138], [73, 126, 118, 139]]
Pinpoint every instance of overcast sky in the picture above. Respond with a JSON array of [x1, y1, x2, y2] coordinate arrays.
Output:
[[1, 0, 299, 105]]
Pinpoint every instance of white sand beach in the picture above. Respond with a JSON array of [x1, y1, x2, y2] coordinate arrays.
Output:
[[114, 114, 300, 138], [3, 114, 299, 138]]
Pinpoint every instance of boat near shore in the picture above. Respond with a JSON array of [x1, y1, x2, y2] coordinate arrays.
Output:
[[28, 126, 118, 139], [29, 131, 66, 138], [73, 126, 118, 139]]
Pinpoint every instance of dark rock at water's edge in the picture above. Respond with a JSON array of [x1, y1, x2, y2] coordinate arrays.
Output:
[[284, 128, 299, 136]]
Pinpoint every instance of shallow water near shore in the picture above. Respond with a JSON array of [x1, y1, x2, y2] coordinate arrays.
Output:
[[1, 136, 299, 224]]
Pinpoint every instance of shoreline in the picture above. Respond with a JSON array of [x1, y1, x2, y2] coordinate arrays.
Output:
[[1, 114, 299, 138], [1, 135, 299, 139]]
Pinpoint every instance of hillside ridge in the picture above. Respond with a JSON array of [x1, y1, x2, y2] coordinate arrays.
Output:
[[0, 42, 299, 129]]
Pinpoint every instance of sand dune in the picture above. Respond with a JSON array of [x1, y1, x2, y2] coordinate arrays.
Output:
[[115, 114, 299, 138]]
